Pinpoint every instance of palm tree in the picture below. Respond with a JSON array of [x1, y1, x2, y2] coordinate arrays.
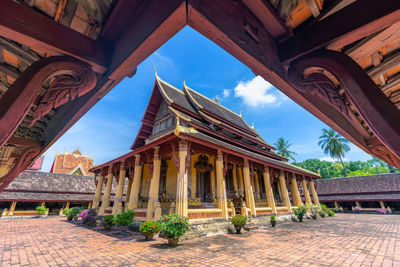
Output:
[[318, 128, 350, 176], [274, 137, 297, 161]]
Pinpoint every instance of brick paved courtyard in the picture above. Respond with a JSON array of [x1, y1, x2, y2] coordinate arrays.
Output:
[[1, 214, 400, 266]]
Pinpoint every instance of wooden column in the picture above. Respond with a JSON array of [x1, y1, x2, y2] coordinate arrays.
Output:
[[216, 150, 228, 220], [309, 180, 320, 207], [211, 160, 216, 200], [243, 159, 256, 217], [279, 170, 292, 212], [99, 166, 113, 215], [112, 161, 126, 215], [127, 154, 142, 210], [238, 165, 244, 197], [125, 176, 133, 207], [263, 166, 276, 214], [92, 172, 104, 209], [302, 177, 312, 205], [8, 201, 16, 216], [88, 202, 92, 209], [146, 147, 161, 220], [380, 201, 385, 209], [254, 171, 261, 200], [232, 164, 239, 197], [334, 201, 339, 209], [176, 140, 189, 217], [191, 157, 196, 198], [291, 173, 303, 206]]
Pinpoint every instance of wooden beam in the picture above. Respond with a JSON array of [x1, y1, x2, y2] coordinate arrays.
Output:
[[279, 0, 400, 63], [0, 37, 39, 64], [368, 52, 400, 79], [6, 136, 41, 147], [382, 73, 400, 93], [0, 63, 20, 79], [0, 0, 110, 73], [346, 23, 400, 62]]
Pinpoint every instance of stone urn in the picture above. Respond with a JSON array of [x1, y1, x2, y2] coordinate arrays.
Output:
[[168, 238, 179, 246], [144, 233, 155, 241], [234, 225, 242, 234]]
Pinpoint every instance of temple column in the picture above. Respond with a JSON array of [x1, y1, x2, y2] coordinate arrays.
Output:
[[112, 161, 126, 215], [291, 173, 303, 206], [263, 166, 276, 214], [216, 150, 228, 220], [238, 166, 244, 197], [88, 202, 92, 209], [211, 160, 216, 200], [243, 159, 256, 217], [191, 157, 196, 198], [176, 140, 189, 217], [92, 172, 104, 209], [254, 172, 261, 200], [146, 147, 161, 220], [334, 201, 339, 209], [380, 201, 385, 209], [8, 201, 16, 216], [125, 176, 133, 207], [99, 166, 114, 215], [279, 170, 292, 212], [309, 180, 320, 207], [232, 164, 239, 197], [127, 154, 142, 210], [302, 177, 312, 205]]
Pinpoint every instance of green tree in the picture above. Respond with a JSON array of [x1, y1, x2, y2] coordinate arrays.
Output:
[[274, 137, 297, 161], [318, 129, 350, 176]]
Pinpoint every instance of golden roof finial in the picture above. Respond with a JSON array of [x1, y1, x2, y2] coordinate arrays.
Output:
[[154, 66, 158, 78], [182, 75, 186, 87], [239, 111, 242, 117], [251, 122, 254, 128]]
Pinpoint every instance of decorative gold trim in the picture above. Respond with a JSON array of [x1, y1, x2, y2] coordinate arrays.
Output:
[[198, 110, 221, 125]]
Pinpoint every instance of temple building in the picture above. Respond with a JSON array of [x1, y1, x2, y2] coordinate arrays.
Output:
[[317, 173, 400, 214], [90, 76, 320, 220], [0, 152, 96, 217]]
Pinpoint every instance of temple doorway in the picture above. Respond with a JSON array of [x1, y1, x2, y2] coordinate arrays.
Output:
[[197, 171, 212, 202], [272, 180, 283, 206]]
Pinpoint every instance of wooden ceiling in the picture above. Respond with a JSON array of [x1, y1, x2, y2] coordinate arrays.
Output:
[[0, 0, 399, 191]]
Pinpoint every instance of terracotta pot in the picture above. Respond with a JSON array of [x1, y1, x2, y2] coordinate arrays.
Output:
[[144, 233, 154, 241], [168, 238, 179, 246], [67, 217, 73, 221], [235, 225, 242, 234], [271, 220, 276, 227]]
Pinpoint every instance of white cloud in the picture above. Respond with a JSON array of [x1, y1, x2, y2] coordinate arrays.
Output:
[[223, 89, 230, 98], [233, 76, 285, 107], [319, 156, 348, 162]]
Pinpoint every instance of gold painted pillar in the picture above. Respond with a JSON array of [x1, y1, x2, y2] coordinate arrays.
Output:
[[8, 201, 17, 216], [92, 172, 104, 209], [211, 160, 216, 200], [127, 154, 142, 210], [216, 150, 228, 220], [254, 171, 261, 200], [125, 176, 133, 207], [243, 159, 256, 217], [334, 201, 339, 209], [191, 156, 196, 198], [232, 164, 239, 197], [380, 201, 385, 209], [291, 173, 303, 206], [176, 140, 189, 217], [309, 180, 320, 206], [40, 202, 45, 207], [99, 166, 114, 215], [263, 166, 276, 214], [279, 170, 292, 212], [302, 177, 312, 205], [88, 202, 92, 209], [113, 161, 126, 215], [146, 147, 161, 220], [238, 166, 244, 197]]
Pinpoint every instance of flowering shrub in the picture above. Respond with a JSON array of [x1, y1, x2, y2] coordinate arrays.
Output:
[[355, 206, 363, 212], [160, 213, 189, 239], [377, 208, 387, 215], [79, 209, 97, 226], [231, 215, 247, 227], [113, 210, 135, 227], [140, 221, 161, 235]]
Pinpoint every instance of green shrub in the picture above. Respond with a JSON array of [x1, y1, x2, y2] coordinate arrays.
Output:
[[270, 215, 276, 221], [160, 213, 189, 239], [63, 207, 82, 219], [101, 215, 114, 229], [327, 209, 335, 216], [140, 221, 161, 235], [318, 210, 326, 218], [113, 210, 135, 227], [36, 206, 47, 215], [293, 205, 307, 221], [231, 215, 247, 227]]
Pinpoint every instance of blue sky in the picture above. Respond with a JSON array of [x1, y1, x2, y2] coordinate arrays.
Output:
[[41, 26, 372, 171]]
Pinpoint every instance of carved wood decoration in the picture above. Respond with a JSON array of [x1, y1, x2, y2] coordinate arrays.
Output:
[[0, 146, 40, 192], [0, 56, 97, 149], [288, 50, 400, 169], [144, 150, 154, 177], [169, 141, 179, 169], [185, 142, 191, 173]]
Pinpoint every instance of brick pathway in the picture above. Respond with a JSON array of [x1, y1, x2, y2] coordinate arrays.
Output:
[[1, 214, 400, 266]]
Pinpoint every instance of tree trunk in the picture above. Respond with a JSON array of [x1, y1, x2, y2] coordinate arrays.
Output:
[[339, 155, 348, 177]]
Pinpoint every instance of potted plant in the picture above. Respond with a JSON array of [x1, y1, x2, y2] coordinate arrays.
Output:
[[160, 213, 189, 246], [113, 210, 135, 232], [140, 220, 161, 241], [230, 214, 247, 234], [270, 215, 276, 227], [63, 207, 81, 221], [36, 206, 47, 218], [309, 205, 318, 219], [101, 215, 114, 230], [318, 210, 326, 218], [293, 205, 307, 222]]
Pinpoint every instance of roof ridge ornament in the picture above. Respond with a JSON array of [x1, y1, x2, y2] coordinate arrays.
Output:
[[154, 65, 158, 78]]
